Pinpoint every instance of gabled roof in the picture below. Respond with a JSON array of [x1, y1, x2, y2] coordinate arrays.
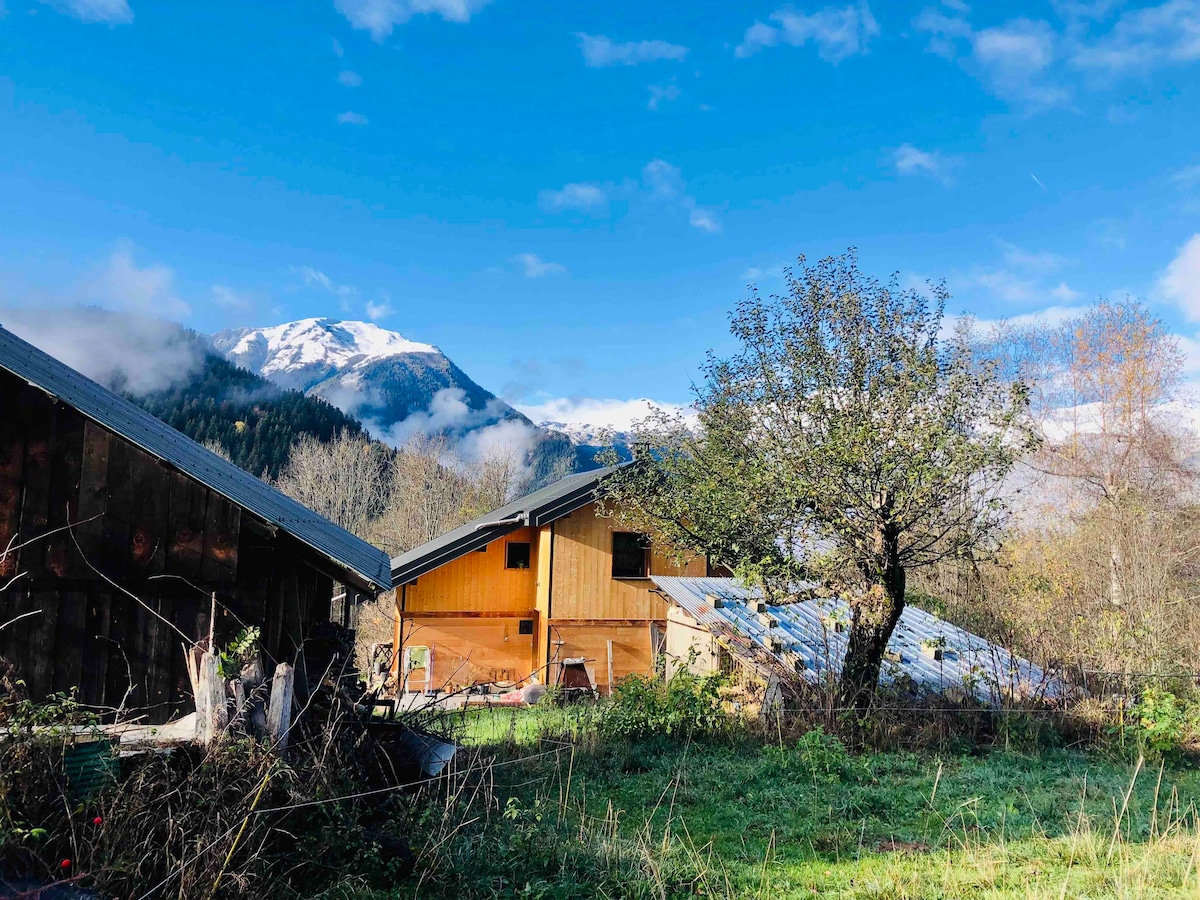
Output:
[[391, 465, 620, 584], [0, 325, 392, 594]]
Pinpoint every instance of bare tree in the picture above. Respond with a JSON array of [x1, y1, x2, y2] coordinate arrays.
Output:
[[919, 300, 1200, 688], [371, 435, 474, 556], [201, 438, 232, 463], [1003, 301, 1192, 606], [275, 431, 389, 539]]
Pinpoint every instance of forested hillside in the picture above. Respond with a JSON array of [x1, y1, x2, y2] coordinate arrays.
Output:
[[131, 353, 366, 478]]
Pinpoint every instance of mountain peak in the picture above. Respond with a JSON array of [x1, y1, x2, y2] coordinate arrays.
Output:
[[211, 318, 439, 393]]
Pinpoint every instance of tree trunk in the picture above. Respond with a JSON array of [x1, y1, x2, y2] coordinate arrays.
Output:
[[839, 527, 906, 721]]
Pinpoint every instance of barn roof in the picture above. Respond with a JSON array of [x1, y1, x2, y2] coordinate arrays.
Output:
[[0, 325, 392, 594], [652, 576, 1064, 704], [391, 465, 620, 584]]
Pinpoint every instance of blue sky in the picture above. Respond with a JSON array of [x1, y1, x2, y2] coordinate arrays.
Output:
[[2, 0, 1200, 426]]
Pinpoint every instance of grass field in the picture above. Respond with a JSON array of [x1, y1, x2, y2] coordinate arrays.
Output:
[[390, 705, 1200, 899]]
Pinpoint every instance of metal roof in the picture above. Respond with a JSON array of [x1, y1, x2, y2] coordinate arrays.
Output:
[[391, 465, 620, 584], [0, 325, 392, 594], [652, 576, 1064, 704]]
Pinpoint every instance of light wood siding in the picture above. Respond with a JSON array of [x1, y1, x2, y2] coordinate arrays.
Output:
[[549, 503, 706, 620], [551, 623, 657, 692], [403, 527, 538, 613], [399, 617, 536, 689], [665, 603, 719, 678], [534, 523, 553, 675]]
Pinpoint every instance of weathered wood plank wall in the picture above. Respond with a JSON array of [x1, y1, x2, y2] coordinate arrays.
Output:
[[0, 368, 335, 722]]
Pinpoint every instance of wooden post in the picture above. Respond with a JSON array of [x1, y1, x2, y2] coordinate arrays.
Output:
[[230, 678, 246, 724], [199, 651, 227, 745], [208, 592, 217, 651], [266, 663, 294, 749], [183, 643, 201, 700], [240, 657, 267, 737], [606, 639, 614, 696]]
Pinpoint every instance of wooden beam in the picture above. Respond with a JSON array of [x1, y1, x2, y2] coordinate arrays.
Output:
[[547, 618, 666, 626], [400, 610, 538, 620], [606, 639, 614, 695]]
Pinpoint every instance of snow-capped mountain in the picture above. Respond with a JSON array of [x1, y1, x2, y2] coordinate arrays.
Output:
[[517, 397, 698, 448], [210, 318, 501, 433], [211, 318, 438, 395], [210, 318, 583, 480]]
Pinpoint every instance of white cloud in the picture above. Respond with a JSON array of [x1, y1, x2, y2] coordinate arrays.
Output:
[[93, 245, 188, 318], [541, 162, 720, 233], [915, 10, 1068, 108], [211, 285, 249, 309], [688, 208, 721, 233], [741, 262, 788, 282], [517, 396, 696, 435], [1174, 163, 1200, 185], [370, 388, 550, 485], [338, 70, 363, 87], [1069, 0, 1200, 75], [917, 2, 1200, 108], [334, 0, 489, 41], [948, 304, 1092, 336], [1, 307, 205, 396], [893, 143, 959, 185], [292, 265, 358, 306], [971, 269, 1039, 304], [1177, 333, 1200, 373], [295, 266, 333, 291], [1159, 233, 1200, 320], [1051, 281, 1082, 301], [999, 240, 1068, 272], [539, 182, 609, 214], [736, 2, 880, 62], [40, 0, 131, 24], [647, 82, 681, 110], [642, 159, 720, 233], [365, 298, 394, 320], [576, 33, 688, 67], [974, 19, 1064, 104], [513, 253, 566, 278], [336, 111, 369, 125]]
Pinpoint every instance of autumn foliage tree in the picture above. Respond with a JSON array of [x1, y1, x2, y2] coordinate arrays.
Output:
[[601, 251, 1033, 712]]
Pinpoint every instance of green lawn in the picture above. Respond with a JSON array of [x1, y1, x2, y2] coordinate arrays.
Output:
[[390, 706, 1200, 899]]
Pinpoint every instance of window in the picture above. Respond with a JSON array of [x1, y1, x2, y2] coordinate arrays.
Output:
[[518, 619, 534, 635], [505, 542, 531, 570], [612, 532, 650, 579], [475, 545, 488, 553]]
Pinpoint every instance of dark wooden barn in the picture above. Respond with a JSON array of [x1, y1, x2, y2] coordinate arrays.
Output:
[[0, 325, 392, 723]]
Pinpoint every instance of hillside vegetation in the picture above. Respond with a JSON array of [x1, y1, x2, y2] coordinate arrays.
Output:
[[132, 353, 367, 479]]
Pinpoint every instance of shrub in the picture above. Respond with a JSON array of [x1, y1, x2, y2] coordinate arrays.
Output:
[[600, 670, 731, 741], [1126, 687, 1192, 757]]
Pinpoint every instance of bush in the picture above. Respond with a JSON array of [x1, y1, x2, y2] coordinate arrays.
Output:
[[600, 671, 731, 741], [1119, 687, 1195, 757], [0, 684, 99, 874], [0, 676, 424, 898]]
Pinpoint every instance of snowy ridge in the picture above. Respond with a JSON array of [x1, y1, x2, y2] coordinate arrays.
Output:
[[215, 318, 438, 389], [517, 397, 697, 447]]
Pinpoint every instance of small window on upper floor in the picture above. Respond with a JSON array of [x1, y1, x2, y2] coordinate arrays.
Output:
[[612, 531, 650, 579], [505, 541, 531, 570]]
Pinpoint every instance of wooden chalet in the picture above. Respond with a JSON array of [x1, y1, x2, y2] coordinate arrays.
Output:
[[390, 469, 710, 694], [0, 325, 392, 723]]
